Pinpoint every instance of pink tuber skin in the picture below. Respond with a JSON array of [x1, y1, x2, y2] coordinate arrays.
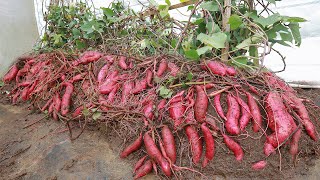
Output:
[[3, 64, 19, 83], [118, 56, 128, 70], [213, 93, 227, 120], [185, 125, 203, 164], [285, 92, 317, 141], [133, 155, 148, 173], [203, 60, 227, 76], [132, 79, 147, 94], [246, 92, 262, 132], [61, 82, 74, 116], [156, 59, 168, 77], [99, 70, 119, 94], [157, 99, 167, 121], [120, 133, 143, 158], [201, 123, 215, 168], [53, 93, 61, 120], [225, 93, 240, 135], [73, 51, 102, 66], [121, 81, 134, 104], [290, 128, 301, 159], [194, 85, 208, 123], [169, 91, 186, 128], [143, 132, 172, 177], [97, 64, 110, 83], [134, 160, 153, 179], [102, 55, 114, 64], [167, 62, 179, 77], [252, 160, 267, 170], [226, 67, 237, 76], [161, 125, 177, 163], [264, 92, 297, 150], [263, 142, 275, 156], [236, 96, 251, 131], [146, 69, 153, 87], [143, 100, 154, 125], [222, 134, 244, 161]]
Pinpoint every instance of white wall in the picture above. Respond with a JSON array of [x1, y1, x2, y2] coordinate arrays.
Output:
[[0, 0, 39, 78]]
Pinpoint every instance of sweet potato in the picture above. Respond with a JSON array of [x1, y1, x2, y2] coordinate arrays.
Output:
[[213, 93, 227, 120], [118, 56, 128, 70], [226, 66, 237, 76], [161, 125, 176, 163], [133, 155, 148, 173], [12, 90, 20, 104], [157, 99, 166, 121], [53, 93, 61, 120], [132, 79, 147, 94], [144, 132, 171, 177], [285, 92, 317, 141], [252, 160, 267, 170], [203, 60, 227, 76], [246, 92, 262, 132], [102, 55, 114, 64], [21, 87, 30, 101], [61, 82, 74, 116], [120, 133, 143, 158], [222, 134, 243, 161], [146, 69, 153, 87], [156, 59, 168, 77], [3, 64, 19, 83], [97, 64, 110, 83], [290, 128, 301, 159], [134, 160, 153, 179], [121, 81, 134, 104], [264, 92, 297, 148], [169, 91, 186, 128], [201, 123, 215, 167], [99, 71, 119, 94], [236, 96, 251, 131], [73, 51, 102, 66], [143, 100, 154, 125], [41, 98, 53, 111], [225, 93, 240, 135], [185, 125, 202, 164], [194, 85, 208, 123], [263, 142, 275, 156], [168, 62, 179, 77]]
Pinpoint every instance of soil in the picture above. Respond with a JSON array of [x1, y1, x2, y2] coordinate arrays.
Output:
[[0, 88, 320, 180]]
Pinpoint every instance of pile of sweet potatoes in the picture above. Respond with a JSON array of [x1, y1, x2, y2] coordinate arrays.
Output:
[[2, 51, 318, 179]]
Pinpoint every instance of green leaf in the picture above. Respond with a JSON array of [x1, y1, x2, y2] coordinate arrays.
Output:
[[186, 72, 193, 81], [157, 86, 173, 99], [101, 8, 115, 17], [265, 0, 276, 4], [280, 32, 293, 42], [233, 57, 248, 67], [282, 16, 307, 23], [206, 22, 221, 33], [254, 13, 281, 28], [92, 111, 102, 121], [53, 34, 63, 45], [197, 33, 227, 49], [180, 0, 189, 2], [187, 5, 194, 11], [165, 0, 171, 6], [197, 46, 212, 55], [193, 18, 204, 25], [159, 6, 169, 18], [249, 46, 259, 65], [0, 80, 4, 87], [75, 40, 86, 49], [185, 49, 199, 60], [236, 34, 262, 49], [82, 107, 90, 116], [200, 1, 219, 12], [72, 28, 81, 38], [228, 14, 242, 30], [80, 21, 95, 33], [289, 23, 301, 46]]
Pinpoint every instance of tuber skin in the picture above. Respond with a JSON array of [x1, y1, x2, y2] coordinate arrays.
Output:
[[134, 159, 153, 179], [252, 160, 267, 170], [222, 134, 244, 161], [185, 125, 203, 164], [246, 92, 262, 132], [225, 93, 240, 135], [201, 123, 215, 168], [236, 96, 251, 132], [61, 82, 74, 116], [194, 85, 208, 123], [203, 60, 227, 76], [73, 51, 102, 66], [214, 93, 227, 120], [169, 91, 186, 128], [118, 56, 128, 70], [3, 64, 19, 83], [161, 125, 177, 163], [156, 59, 168, 77], [133, 155, 148, 173], [120, 133, 143, 158]]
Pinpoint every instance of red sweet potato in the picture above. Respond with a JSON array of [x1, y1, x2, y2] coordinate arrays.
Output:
[[156, 59, 168, 77], [132, 79, 147, 94], [73, 51, 102, 66], [194, 85, 208, 123], [99, 71, 119, 94], [41, 98, 53, 112], [185, 125, 202, 164], [285, 92, 317, 141], [236, 96, 251, 131], [213, 93, 227, 120], [143, 132, 171, 177], [118, 56, 128, 70], [161, 125, 176, 163], [102, 55, 114, 64], [169, 91, 186, 128], [146, 69, 153, 87], [246, 92, 262, 132], [3, 64, 19, 83], [225, 93, 240, 135], [120, 133, 143, 158], [143, 100, 154, 125], [263, 142, 275, 156], [252, 160, 267, 170], [61, 82, 74, 116], [97, 64, 110, 83], [203, 60, 227, 76], [133, 155, 148, 173], [201, 123, 215, 168], [226, 66, 237, 76], [134, 160, 153, 179], [168, 62, 179, 77], [290, 128, 301, 159], [21, 87, 30, 101], [222, 134, 243, 161], [121, 81, 134, 104]]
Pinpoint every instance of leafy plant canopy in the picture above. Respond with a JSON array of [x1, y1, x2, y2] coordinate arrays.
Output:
[[36, 0, 306, 70]]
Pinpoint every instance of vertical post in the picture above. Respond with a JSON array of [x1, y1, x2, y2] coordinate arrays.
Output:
[[221, 0, 231, 62]]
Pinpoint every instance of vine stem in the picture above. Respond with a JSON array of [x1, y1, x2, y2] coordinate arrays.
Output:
[[173, 0, 204, 54], [221, 0, 231, 62]]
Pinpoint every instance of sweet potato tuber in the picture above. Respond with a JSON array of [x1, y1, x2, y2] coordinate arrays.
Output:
[[246, 92, 262, 132], [222, 134, 243, 161], [225, 93, 240, 135], [120, 133, 143, 158], [194, 85, 208, 123], [201, 123, 215, 167], [61, 82, 74, 116], [156, 59, 168, 77], [134, 160, 153, 179], [161, 125, 177, 163], [185, 125, 203, 164], [213, 93, 227, 120], [3, 64, 19, 83]]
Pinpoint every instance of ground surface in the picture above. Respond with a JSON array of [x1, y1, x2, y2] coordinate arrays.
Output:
[[0, 89, 320, 180]]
